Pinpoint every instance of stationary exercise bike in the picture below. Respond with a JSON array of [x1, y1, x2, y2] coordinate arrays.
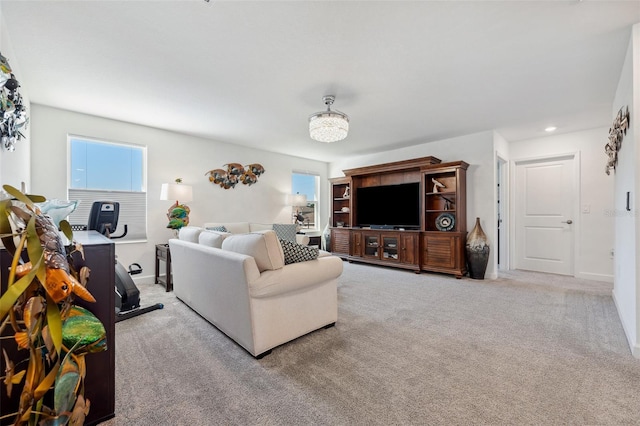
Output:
[[87, 201, 163, 322]]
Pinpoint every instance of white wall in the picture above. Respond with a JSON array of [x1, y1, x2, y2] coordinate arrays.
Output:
[[329, 130, 498, 279], [29, 104, 329, 280], [509, 127, 614, 283], [0, 7, 31, 192], [612, 24, 639, 358]]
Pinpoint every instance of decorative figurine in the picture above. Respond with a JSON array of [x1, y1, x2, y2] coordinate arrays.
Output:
[[432, 178, 445, 193]]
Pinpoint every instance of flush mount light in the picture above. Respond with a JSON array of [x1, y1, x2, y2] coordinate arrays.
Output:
[[309, 95, 349, 143], [545, 126, 557, 132]]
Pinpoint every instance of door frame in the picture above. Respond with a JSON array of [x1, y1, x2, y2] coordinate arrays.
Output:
[[509, 152, 580, 276], [496, 155, 509, 270]]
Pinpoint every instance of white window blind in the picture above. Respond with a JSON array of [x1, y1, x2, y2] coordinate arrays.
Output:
[[68, 189, 147, 241]]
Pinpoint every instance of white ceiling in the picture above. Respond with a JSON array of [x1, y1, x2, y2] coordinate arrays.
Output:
[[2, 1, 639, 162]]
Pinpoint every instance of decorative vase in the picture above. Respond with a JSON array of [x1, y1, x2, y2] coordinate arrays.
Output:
[[322, 219, 331, 251], [466, 217, 489, 279]]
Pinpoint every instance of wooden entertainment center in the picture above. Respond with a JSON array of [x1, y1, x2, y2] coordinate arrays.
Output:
[[330, 156, 469, 278]]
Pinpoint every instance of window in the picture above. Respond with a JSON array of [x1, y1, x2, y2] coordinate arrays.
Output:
[[292, 172, 319, 229], [68, 136, 147, 241]]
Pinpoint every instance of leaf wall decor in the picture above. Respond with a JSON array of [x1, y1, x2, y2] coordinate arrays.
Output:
[[205, 163, 265, 189]]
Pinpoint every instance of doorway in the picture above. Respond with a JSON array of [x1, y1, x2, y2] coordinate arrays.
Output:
[[514, 154, 577, 275]]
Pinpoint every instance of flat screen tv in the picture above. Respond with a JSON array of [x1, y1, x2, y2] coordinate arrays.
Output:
[[356, 182, 420, 229]]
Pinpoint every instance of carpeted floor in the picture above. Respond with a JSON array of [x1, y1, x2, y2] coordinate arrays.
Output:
[[101, 263, 639, 425]]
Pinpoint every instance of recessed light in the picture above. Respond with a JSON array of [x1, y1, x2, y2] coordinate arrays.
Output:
[[545, 126, 557, 132]]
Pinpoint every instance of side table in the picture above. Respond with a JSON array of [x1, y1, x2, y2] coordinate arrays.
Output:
[[300, 231, 323, 248], [155, 243, 172, 292]]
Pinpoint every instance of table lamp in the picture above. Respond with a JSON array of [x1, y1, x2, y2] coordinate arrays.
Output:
[[160, 178, 193, 232], [288, 193, 307, 225]]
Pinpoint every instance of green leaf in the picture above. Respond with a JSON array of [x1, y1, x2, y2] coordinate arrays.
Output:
[[25, 216, 43, 271], [0, 199, 17, 254], [26, 194, 46, 203], [46, 294, 63, 356], [2, 184, 35, 210], [35, 261, 46, 294], [59, 220, 73, 241], [34, 358, 60, 401], [0, 257, 41, 320]]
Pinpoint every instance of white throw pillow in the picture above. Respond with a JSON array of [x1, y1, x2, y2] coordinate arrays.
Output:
[[221, 230, 284, 272], [198, 230, 231, 248], [178, 226, 203, 243]]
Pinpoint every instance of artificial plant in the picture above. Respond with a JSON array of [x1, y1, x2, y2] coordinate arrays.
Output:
[[0, 185, 106, 425]]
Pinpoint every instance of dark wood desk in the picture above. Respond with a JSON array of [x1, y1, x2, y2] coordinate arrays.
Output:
[[0, 231, 115, 426]]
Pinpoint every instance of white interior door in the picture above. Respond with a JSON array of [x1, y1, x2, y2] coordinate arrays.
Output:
[[515, 155, 576, 275]]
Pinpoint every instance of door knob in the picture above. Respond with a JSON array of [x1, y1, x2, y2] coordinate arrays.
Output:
[[562, 219, 573, 224]]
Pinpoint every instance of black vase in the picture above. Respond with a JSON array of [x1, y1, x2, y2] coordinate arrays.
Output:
[[466, 217, 489, 279]]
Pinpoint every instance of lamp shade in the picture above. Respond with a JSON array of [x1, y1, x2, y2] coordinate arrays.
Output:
[[160, 183, 193, 203], [287, 193, 307, 207]]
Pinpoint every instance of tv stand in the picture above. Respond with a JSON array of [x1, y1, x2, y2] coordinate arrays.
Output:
[[330, 157, 468, 278]]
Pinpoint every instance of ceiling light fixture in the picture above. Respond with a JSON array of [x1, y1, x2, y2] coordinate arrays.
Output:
[[545, 126, 557, 132], [309, 95, 349, 143]]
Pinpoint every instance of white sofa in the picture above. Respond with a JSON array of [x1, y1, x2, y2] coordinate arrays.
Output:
[[203, 222, 310, 245], [168, 226, 343, 358]]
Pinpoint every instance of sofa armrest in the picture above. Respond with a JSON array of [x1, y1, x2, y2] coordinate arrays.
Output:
[[249, 255, 343, 298], [168, 239, 261, 352]]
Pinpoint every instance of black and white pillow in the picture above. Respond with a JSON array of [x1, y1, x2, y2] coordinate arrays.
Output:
[[279, 238, 319, 264], [206, 225, 228, 233]]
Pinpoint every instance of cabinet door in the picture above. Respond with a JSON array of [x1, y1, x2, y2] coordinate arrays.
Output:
[[363, 234, 380, 259], [381, 234, 399, 262], [351, 231, 363, 257], [331, 229, 350, 255], [399, 233, 419, 265], [422, 233, 456, 269]]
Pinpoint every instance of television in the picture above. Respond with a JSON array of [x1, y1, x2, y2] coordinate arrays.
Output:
[[356, 182, 420, 229]]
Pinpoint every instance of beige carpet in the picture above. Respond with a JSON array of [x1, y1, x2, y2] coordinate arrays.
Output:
[[101, 263, 638, 425]]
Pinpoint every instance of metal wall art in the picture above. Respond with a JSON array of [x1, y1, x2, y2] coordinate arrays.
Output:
[[205, 163, 265, 189], [605, 105, 630, 175], [0, 52, 28, 151]]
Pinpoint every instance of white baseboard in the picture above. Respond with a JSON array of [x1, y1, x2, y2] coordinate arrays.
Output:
[[632, 344, 640, 359], [575, 271, 613, 283], [132, 274, 156, 284]]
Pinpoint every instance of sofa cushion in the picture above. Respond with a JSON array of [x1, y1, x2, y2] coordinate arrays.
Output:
[[279, 238, 319, 264], [178, 226, 203, 243], [204, 222, 250, 234], [198, 230, 231, 248], [221, 230, 284, 272], [205, 225, 228, 233], [248, 223, 273, 232], [272, 223, 298, 242]]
